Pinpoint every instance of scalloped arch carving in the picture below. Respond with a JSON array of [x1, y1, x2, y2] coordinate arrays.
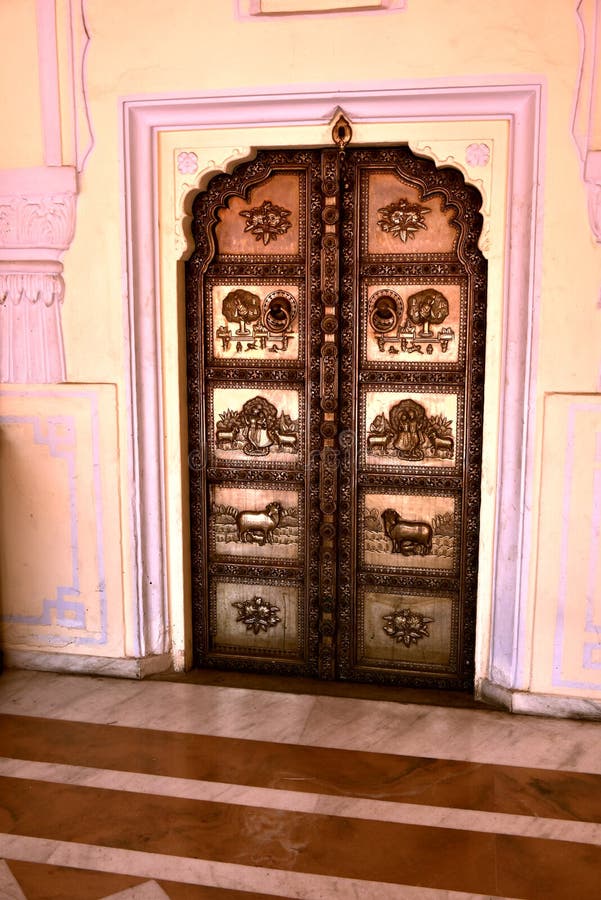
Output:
[[175, 147, 256, 257], [174, 139, 493, 260]]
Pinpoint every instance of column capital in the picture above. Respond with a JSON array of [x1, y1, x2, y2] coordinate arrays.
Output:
[[0, 166, 77, 383]]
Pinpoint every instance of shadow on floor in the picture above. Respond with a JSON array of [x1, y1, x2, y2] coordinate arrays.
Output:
[[150, 667, 501, 711]]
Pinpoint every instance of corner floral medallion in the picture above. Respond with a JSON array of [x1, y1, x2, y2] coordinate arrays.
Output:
[[177, 151, 199, 175], [233, 596, 281, 634], [465, 143, 490, 167], [377, 198, 430, 242], [239, 200, 292, 245], [382, 608, 434, 646]]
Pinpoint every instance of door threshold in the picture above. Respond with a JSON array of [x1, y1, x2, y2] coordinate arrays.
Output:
[[149, 668, 500, 711]]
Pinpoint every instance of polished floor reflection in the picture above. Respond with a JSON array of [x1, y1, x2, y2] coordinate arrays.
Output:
[[0, 670, 600, 899]]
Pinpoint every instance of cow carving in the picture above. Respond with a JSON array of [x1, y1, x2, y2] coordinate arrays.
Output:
[[381, 508, 432, 556], [236, 501, 284, 546]]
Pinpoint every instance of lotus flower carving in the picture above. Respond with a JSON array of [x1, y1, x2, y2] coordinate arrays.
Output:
[[377, 198, 430, 242], [382, 608, 434, 646], [240, 200, 292, 245], [233, 596, 281, 634]]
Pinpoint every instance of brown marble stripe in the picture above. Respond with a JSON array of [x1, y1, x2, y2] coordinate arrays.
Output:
[[6, 858, 286, 900], [2, 776, 601, 898], [6, 860, 144, 900], [1, 713, 600, 823]]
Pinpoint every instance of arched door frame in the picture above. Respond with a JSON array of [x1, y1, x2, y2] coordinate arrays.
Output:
[[120, 80, 544, 699]]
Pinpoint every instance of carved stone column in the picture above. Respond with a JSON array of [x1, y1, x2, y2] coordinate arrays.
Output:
[[0, 167, 76, 383]]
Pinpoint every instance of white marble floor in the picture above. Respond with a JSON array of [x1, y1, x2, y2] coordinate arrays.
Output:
[[1, 669, 600, 772], [1, 669, 600, 899]]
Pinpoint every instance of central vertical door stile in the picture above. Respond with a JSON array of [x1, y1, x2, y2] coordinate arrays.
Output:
[[317, 146, 343, 679]]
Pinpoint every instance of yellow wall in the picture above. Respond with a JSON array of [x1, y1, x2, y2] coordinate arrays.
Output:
[[0, 385, 124, 657], [2, 0, 601, 701], [0, 0, 44, 168]]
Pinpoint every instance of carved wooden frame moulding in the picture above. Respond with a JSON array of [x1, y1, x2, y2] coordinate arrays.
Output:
[[120, 80, 544, 699]]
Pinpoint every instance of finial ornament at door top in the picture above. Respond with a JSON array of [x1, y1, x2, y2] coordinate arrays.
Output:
[[332, 113, 352, 150]]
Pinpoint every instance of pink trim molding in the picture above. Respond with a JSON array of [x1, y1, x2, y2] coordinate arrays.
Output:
[[574, 0, 601, 242], [585, 152, 601, 241], [120, 80, 544, 685], [35, 0, 94, 172], [36, 0, 62, 167], [236, 0, 406, 19], [73, 0, 94, 173]]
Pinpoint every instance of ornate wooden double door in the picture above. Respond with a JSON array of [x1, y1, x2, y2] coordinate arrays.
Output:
[[186, 129, 486, 689]]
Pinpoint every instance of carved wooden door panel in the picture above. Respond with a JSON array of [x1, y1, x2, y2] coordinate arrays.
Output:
[[186, 133, 486, 690], [187, 149, 323, 680], [335, 147, 486, 689]]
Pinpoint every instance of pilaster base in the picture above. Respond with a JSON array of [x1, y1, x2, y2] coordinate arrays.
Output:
[[2, 650, 173, 680], [478, 678, 601, 720]]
